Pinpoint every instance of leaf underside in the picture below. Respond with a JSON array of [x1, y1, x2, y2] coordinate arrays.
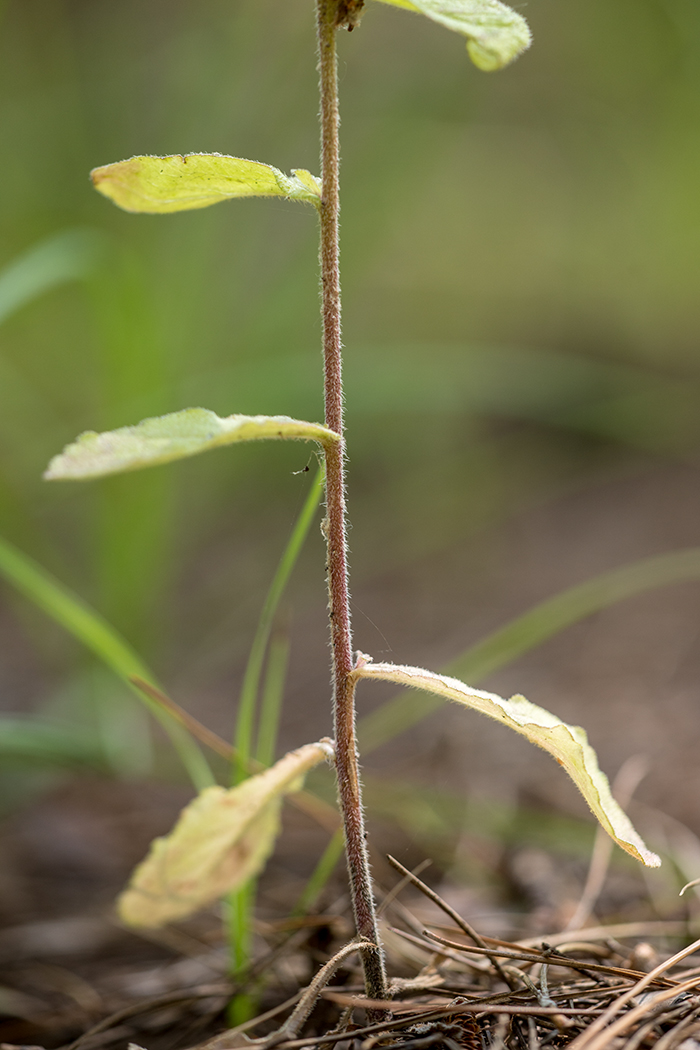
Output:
[[352, 659, 660, 867], [44, 408, 339, 481], [91, 154, 321, 214], [118, 740, 334, 927], [373, 0, 531, 71]]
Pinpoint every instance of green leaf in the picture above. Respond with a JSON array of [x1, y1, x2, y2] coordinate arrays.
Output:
[[352, 657, 660, 868], [91, 154, 322, 214], [118, 740, 334, 927], [44, 408, 340, 481], [373, 0, 531, 70]]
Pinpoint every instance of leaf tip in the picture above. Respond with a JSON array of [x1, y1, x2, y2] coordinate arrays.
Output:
[[43, 431, 97, 480], [372, 0, 532, 71], [90, 157, 146, 212], [355, 661, 660, 869], [634, 843, 661, 868], [466, 12, 532, 72]]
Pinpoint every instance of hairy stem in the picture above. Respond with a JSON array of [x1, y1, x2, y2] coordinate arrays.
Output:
[[316, 0, 387, 1004]]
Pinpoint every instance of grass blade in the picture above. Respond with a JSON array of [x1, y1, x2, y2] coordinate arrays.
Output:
[[228, 465, 325, 990], [293, 827, 345, 916], [234, 463, 325, 782], [0, 717, 106, 769], [0, 229, 102, 327], [0, 534, 214, 788], [358, 547, 700, 752], [255, 632, 291, 768]]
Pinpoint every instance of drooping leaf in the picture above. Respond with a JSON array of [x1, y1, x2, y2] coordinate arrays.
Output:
[[352, 658, 660, 867], [91, 154, 321, 214], [373, 0, 531, 71], [358, 548, 700, 754], [118, 740, 334, 927], [44, 408, 339, 481]]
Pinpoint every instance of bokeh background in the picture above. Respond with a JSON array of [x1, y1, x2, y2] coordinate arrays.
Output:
[[2, 0, 700, 933]]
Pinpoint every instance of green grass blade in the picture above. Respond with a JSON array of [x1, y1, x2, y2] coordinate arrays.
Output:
[[0, 229, 102, 327], [446, 549, 700, 681], [0, 717, 106, 769], [255, 632, 290, 768], [226, 881, 258, 1025], [227, 465, 324, 982], [0, 534, 214, 789], [293, 827, 345, 916], [358, 547, 700, 753], [234, 463, 325, 783]]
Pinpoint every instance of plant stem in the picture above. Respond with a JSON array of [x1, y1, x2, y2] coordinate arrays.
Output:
[[255, 631, 290, 768], [316, 0, 387, 1004]]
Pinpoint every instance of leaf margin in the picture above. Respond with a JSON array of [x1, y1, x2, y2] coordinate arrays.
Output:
[[91, 153, 322, 214], [371, 0, 531, 71], [44, 407, 340, 481], [352, 657, 661, 868], [118, 738, 335, 927]]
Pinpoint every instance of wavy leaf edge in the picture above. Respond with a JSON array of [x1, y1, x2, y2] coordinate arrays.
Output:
[[44, 407, 340, 481], [118, 739, 335, 927], [372, 0, 531, 71], [352, 656, 660, 867]]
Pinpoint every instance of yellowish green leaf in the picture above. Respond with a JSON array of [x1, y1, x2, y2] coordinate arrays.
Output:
[[91, 154, 321, 214], [372, 0, 531, 71], [118, 739, 334, 927], [351, 658, 660, 867], [44, 408, 339, 481]]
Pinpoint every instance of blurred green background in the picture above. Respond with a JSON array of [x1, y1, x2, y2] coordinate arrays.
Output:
[[2, 0, 700, 915]]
